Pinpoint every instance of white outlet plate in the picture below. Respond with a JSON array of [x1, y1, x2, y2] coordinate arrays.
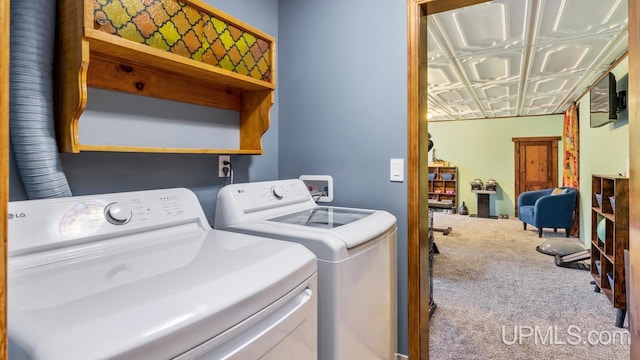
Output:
[[218, 155, 230, 177], [390, 158, 404, 182]]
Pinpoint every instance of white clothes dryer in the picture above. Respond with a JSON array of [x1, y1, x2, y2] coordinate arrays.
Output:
[[8, 188, 317, 360], [215, 179, 397, 360]]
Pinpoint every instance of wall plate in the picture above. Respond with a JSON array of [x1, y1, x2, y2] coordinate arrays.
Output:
[[299, 175, 333, 203], [390, 158, 404, 182], [218, 155, 230, 177]]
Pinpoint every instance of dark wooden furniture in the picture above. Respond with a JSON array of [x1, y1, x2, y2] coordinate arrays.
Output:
[[428, 166, 457, 210], [472, 189, 496, 218], [590, 175, 629, 328]]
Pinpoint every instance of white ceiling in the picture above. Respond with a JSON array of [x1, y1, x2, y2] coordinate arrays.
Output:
[[426, 0, 628, 121]]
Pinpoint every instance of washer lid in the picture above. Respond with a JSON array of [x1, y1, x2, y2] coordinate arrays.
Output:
[[265, 206, 397, 250], [268, 207, 374, 229], [9, 229, 316, 360]]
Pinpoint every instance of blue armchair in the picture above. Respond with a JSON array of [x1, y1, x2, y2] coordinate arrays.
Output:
[[517, 187, 578, 237]]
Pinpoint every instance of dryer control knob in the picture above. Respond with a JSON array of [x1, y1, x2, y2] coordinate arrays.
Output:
[[271, 186, 284, 200], [105, 203, 132, 225]]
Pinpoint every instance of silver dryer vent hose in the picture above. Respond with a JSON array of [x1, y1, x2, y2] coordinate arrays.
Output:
[[10, 0, 72, 199]]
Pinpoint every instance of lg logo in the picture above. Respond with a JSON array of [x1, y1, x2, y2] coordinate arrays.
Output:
[[8, 213, 26, 220]]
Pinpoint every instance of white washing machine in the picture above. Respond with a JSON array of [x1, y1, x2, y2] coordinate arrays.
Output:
[[214, 179, 397, 360], [8, 188, 317, 360]]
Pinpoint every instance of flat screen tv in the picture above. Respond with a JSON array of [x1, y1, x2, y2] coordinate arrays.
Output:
[[590, 72, 619, 128]]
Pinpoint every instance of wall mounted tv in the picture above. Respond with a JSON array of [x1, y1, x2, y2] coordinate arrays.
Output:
[[590, 72, 627, 128]]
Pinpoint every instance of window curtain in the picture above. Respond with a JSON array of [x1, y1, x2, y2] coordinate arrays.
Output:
[[562, 103, 579, 236], [562, 103, 579, 187]]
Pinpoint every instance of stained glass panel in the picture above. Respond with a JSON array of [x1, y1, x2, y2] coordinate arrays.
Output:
[[92, 0, 272, 82]]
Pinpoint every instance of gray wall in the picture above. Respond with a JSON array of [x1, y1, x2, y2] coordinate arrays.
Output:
[[9, 0, 280, 224], [10, 0, 410, 353], [277, 0, 409, 353]]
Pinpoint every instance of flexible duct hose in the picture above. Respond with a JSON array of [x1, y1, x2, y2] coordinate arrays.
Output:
[[10, 0, 72, 198]]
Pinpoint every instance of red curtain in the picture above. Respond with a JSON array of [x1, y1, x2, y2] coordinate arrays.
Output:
[[562, 103, 579, 236], [562, 103, 579, 187]]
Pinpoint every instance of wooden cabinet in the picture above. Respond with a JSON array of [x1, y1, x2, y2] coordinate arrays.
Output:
[[590, 175, 629, 328], [57, 0, 275, 154], [428, 166, 457, 210]]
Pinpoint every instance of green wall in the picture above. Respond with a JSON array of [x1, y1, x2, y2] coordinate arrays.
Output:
[[577, 57, 629, 246], [428, 115, 563, 217]]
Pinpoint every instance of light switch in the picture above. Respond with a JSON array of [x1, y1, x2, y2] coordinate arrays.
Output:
[[390, 158, 404, 182]]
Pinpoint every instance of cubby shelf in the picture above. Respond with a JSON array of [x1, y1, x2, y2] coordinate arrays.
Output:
[[590, 174, 629, 328], [428, 166, 457, 210]]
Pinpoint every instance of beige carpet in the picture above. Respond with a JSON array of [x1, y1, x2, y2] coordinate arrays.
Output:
[[428, 212, 630, 360]]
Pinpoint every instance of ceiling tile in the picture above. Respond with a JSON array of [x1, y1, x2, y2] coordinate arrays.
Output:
[[459, 49, 523, 83], [426, 0, 628, 121], [430, 0, 528, 56], [427, 60, 462, 88], [529, 35, 619, 77], [528, 75, 575, 94], [429, 87, 473, 104], [536, 0, 628, 44], [474, 82, 519, 100]]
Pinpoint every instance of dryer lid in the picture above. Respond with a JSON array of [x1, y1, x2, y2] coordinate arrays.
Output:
[[8, 229, 316, 360]]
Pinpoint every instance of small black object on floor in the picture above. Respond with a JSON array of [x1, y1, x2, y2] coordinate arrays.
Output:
[[554, 254, 590, 271], [537, 242, 590, 271]]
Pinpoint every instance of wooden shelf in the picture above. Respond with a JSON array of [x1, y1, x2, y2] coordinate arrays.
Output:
[[591, 175, 629, 327], [428, 166, 457, 210], [56, 0, 275, 154]]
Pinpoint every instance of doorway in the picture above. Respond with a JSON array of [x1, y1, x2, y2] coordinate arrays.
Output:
[[512, 136, 561, 213], [407, 0, 640, 359]]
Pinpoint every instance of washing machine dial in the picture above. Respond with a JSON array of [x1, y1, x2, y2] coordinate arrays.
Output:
[[104, 203, 132, 225], [271, 186, 284, 200]]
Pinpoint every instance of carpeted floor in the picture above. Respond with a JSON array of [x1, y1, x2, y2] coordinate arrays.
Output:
[[428, 212, 630, 360]]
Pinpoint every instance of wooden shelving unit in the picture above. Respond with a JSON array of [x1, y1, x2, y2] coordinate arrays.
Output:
[[590, 174, 629, 328], [56, 0, 275, 154], [428, 166, 457, 210]]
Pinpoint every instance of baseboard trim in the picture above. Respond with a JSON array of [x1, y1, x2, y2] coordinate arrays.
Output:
[[395, 354, 409, 360]]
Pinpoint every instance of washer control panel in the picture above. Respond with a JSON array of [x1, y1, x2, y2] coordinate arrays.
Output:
[[270, 186, 285, 200], [8, 188, 209, 255], [104, 202, 133, 225], [214, 179, 316, 226], [227, 179, 312, 211]]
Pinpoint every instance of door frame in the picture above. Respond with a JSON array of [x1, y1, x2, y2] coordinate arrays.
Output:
[[406, 1, 490, 358], [628, 0, 640, 358], [408, 0, 640, 358], [1, 0, 8, 357]]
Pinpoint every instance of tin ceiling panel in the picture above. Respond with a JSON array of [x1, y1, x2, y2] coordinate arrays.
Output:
[[428, 61, 462, 89], [461, 50, 523, 83], [427, 0, 628, 121], [431, 0, 528, 55], [474, 82, 519, 100], [536, 0, 628, 43], [528, 36, 619, 77]]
